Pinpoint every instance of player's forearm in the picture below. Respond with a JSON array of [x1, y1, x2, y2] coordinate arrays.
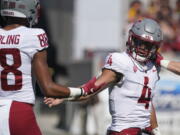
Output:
[[167, 61, 180, 75], [40, 80, 83, 98], [150, 103, 158, 129], [41, 76, 103, 99], [155, 53, 180, 75], [150, 103, 161, 135], [41, 82, 71, 97]]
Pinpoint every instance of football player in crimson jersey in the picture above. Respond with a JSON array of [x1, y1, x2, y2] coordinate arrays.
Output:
[[45, 18, 180, 135], [0, 0, 97, 135]]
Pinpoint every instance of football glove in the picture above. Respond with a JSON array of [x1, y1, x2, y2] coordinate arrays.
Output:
[[81, 77, 104, 95]]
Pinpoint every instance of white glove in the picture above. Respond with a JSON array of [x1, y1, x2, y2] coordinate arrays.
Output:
[[152, 127, 161, 135]]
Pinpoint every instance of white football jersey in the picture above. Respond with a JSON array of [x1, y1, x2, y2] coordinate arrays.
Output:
[[103, 52, 160, 132], [0, 26, 48, 104]]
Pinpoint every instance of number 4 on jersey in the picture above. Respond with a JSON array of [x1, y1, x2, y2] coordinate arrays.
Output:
[[138, 76, 151, 109]]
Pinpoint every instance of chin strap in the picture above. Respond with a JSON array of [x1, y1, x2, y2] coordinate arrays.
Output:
[[132, 52, 148, 63]]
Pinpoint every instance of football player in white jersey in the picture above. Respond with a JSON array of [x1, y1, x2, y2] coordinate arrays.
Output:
[[0, 0, 97, 135], [44, 18, 180, 135]]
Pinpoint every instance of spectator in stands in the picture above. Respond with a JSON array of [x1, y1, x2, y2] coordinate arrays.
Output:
[[127, 0, 143, 23], [156, 5, 176, 52], [147, 0, 160, 19]]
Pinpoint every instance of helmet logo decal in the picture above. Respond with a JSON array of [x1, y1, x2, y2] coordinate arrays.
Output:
[[142, 34, 153, 41]]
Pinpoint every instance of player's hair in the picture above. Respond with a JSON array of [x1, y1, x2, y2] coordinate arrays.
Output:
[[1, 16, 29, 27]]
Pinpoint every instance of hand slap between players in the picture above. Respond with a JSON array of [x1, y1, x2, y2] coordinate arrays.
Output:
[[44, 77, 104, 107]]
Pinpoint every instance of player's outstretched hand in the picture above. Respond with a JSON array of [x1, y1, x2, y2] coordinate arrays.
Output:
[[44, 97, 64, 108], [81, 77, 105, 96]]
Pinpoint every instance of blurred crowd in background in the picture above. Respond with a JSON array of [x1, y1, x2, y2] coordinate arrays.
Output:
[[127, 0, 180, 54]]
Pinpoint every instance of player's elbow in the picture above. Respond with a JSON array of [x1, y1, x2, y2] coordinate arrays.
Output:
[[43, 89, 52, 97]]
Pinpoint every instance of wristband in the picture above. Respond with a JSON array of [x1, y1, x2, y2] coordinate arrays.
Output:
[[68, 87, 82, 97], [152, 127, 161, 135], [160, 60, 170, 68]]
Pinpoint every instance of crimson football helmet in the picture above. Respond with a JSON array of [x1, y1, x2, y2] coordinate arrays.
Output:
[[0, 0, 40, 27], [127, 18, 163, 63]]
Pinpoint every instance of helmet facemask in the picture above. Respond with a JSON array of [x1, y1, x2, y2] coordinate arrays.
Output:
[[127, 31, 160, 63], [127, 18, 163, 64]]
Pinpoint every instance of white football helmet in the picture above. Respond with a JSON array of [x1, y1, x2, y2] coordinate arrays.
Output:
[[127, 18, 163, 63], [0, 0, 40, 27]]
